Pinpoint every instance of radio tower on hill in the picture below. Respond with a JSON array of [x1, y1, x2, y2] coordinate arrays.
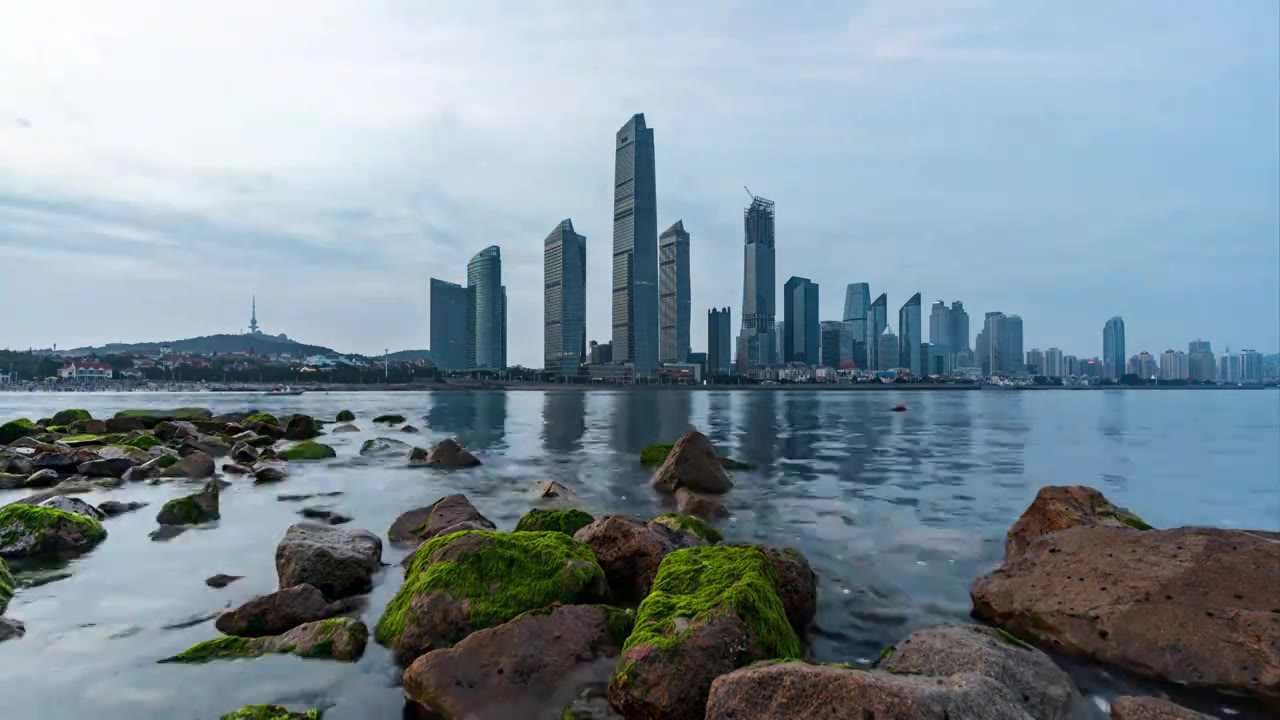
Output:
[[249, 295, 260, 335]]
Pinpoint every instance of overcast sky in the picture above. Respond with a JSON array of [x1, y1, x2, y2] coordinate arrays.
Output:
[[2, 1, 1276, 364]]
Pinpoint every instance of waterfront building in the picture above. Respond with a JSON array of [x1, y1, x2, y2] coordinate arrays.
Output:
[[1103, 316, 1126, 380], [736, 194, 777, 372], [867, 293, 887, 371], [1219, 351, 1240, 384], [1160, 349, 1188, 380], [57, 361, 113, 380], [876, 326, 899, 371], [1188, 339, 1215, 382], [898, 293, 922, 376], [1128, 351, 1157, 378], [1044, 347, 1064, 378], [588, 340, 613, 365], [1026, 348, 1045, 375], [949, 301, 970, 357], [820, 320, 853, 368], [612, 113, 658, 377], [783, 276, 819, 364], [466, 245, 505, 370], [843, 283, 870, 368], [707, 307, 732, 376], [1240, 349, 1263, 384], [544, 219, 587, 377], [429, 278, 468, 371], [1063, 354, 1079, 376], [658, 220, 691, 364]]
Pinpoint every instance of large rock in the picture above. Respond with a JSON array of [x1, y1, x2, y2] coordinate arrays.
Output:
[[609, 546, 800, 720], [37, 495, 104, 521], [651, 431, 732, 495], [97, 500, 148, 517], [76, 457, 138, 478], [283, 414, 320, 441], [0, 455, 33, 476], [403, 604, 634, 720], [32, 450, 86, 474], [0, 419, 34, 446], [572, 514, 703, 603], [230, 441, 259, 465], [335, 410, 355, 422], [375, 530, 608, 666], [0, 503, 107, 558], [279, 441, 336, 461], [1005, 485, 1151, 560], [155, 480, 220, 525], [160, 617, 368, 663], [160, 451, 215, 479], [215, 583, 348, 636], [154, 420, 200, 443], [332, 423, 360, 434], [674, 487, 726, 518], [359, 437, 412, 457], [972, 523, 1280, 704], [94, 445, 151, 463], [23, 469, 60, 488], [1109, 696, 1215, 720], [514, 508, 594, 536], [181, 434, 230, 458], [0, 616, 25, 642], [104, 416, 147, 433], [252, 459, 288, 483], [424, 438, 481, 468], [755, 546, 817, 632], [0, 556, 12, 614], [388, 494, 494, 545], [275, 523, 382, 600], [244, 419, 285, 440]]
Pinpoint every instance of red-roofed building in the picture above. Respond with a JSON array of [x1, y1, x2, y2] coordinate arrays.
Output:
[[58, 362, 114, 380]]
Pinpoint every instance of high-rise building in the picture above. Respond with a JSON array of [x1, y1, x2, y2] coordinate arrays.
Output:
[[1128, 352, 1157, 378], [499, 286, 508, 369], [1219, 351, 1241, 384], [707, 307, 731, 376], [843, 283, 870, 368], [820, 321, 854, 369], [1026, 349, 1045, 375], [1240, 350, 1263, 384], [737, 194, 777, 371], [867, 293, 888, 371], [955, 347, 975, 370], [949, 301, 970, 356], [1063, 354, 1079, 377], [1188, 339, 1215, 382], [783, 276, 819, 364], [658, 220, 691, 364], [1044, 348, 1064, 378], [466, 246, 505, 370], [898, 293, 922, 376], [544, 219, 587, 377], [589, 340, 613, 365], [429, 278, 468, 371], [929, 300, 950, 355], [774, 320, 786, 364], [876, 327, 899, 371], [979, 312, 1001, 375], [1002, 315, 1024, 374], [1160, 349, 1188, 380], [1103, 317, 1125, 381], [980, 312, 1023, 375], [612, 113, 658, 377]]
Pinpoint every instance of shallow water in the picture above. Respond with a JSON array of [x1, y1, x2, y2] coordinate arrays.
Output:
[[0, 389, 1276, 719]]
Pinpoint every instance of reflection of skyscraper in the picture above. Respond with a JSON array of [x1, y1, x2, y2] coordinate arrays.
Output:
[[430, 278, 468, 371], [867, 293, 887, 370], [612, 113, 659, 377], [467, 246, 505, 370], [783, 276, 818, 364], [898, 292, 922, 376], [544, 219, 587, 377], [843, 283, 870, 368], [737, 194, 777, 371], [707, 307, 731, 375], [658, 220, 691, 364], [1103, 316, 1125, 380], [542, 391, 586, 453]]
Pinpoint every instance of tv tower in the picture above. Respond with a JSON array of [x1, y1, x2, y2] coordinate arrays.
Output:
[[249, 295, 260, 335]]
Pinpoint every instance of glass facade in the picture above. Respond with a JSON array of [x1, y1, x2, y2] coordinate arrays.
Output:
[[868, 293, 887, 371], [658, 220, 690, 364], [707, 307, 731, 376], [783, 276, 819, 364], [544, 219, 587, 377], [429, 278, 468, 371], [737, 195, 776, 372], [1103, 316, 1125, 380], [898, 292, 922, 376], [842, 283, 870, 369], [466, 245, 504, 370], [820, 320, 853, 368], [612, 114, 658, 377]]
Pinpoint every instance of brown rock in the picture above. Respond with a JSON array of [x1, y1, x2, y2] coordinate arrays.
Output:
[[205, 573, 242, 588], [24, 469, 60, 488], [104, 416, 146, 433], [388, 494, 494, 545], [534, 479, 577, 501], [573, 514, 700, 603], [424, 438, 481, 467], [756, 546, 817, 632], [76, 457, 138, 478], [222, 462, 252, 475], [651, 431, 732, 495], [1110, 696, 1215, 720], [160, 451, 215, 479], [971, 525, 1280, 705], [245, 420, 285, 440], [402, 604, 631, 720], [674, 487, 726, 518], [215, 583, 348, 636], [230, 441, 259, 464], [252, 459, 288, 483], [275, 523, 382, 600], [1005, 485, 1151, 560]]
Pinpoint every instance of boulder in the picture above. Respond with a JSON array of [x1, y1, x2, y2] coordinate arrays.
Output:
[[154, 420, 200, 443], [0, 474, 24, 490], [94, 445, 151, 463], [424, 438, 481, 468], [335, 410, 355, 422], [0, 616, 25, 642], [160, 451, 215, 479], [70, 418, 109, 435], [0, 503, 107, 558], [572, 514, 703, 603], [674, 487, 727, 518], [252, 459, 288, 483], [275, 523, 382, 600], [160, 617, 368, 663], [24, 469, 60, 488], [32, 450, 84, 474], [1, 455, 33, 476], [230, 441, 259, 464], [49, 409, 92, 426], [651, 431, 733, 495], [245, 420, 285, 440], [243, 412, 281, 427], [375, 530, 608, 666], [0, 419, 35, 446], [359, 437, 411, 457], [216, 583, 349, 636], [222, 463, 252, 475], [230, 430, 258, 443], [971, 523, 1280, 704], [755, 546, 817, 632], [155, 480, 220, 525], [401, 425, 419, 433], [283, 414, 320, 441], [149, 525, 188, 541], [373, 414, 406, 424], [97, 500, 148, 517], [104, 416, 147, 433], [121, 466, 149, 483], [407, 446, 428, 464], [205, 573, 243, 588], [388, 494, 495, 545], [1, 556, 12, 614], [299, 507, 352, 525], [37, 495, 104, 521], [514, 508, 594, 536], [650, 513, 722, 544], [609, 546, 800, 720], [1005, 485, 1151, 560], [279, 441, 336, 461], [403, 604, 634, 720], [1109, 696, 1215, 720], [77, 457, 138, 478], [219, 705, 321, 720], [332, 423, 360, 433], [181, 434, 231, 458], [533, 480, 577, 501]]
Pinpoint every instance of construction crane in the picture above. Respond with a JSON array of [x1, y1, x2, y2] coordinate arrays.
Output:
[[743, 185, 754, 201]]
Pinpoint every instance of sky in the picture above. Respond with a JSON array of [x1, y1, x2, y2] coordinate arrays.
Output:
[[1, 0, 1277, 365]]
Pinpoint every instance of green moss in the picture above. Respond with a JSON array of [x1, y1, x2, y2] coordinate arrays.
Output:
[[244, 413, 280, 426], [375, 530, 605, 646], [651, 513, 722, 544], [335, 410, 355, 422], [515, 508, 595, 536], [0, 556, 13, 614], [124, 434, 162, 451], [299, 617, 346, 658], [372, 414, 406, 424], [876, 645, 895, 663], [160, 635, 269, 663], [601, 605, 636, 649], [114, 410, 152, 418], [153, 453, 180, 469], [994, 627, 1034, 650], [157, 493, 217, 525], [1122, 517, 1153, 531], [0, 419, 34, 445], [50, 409, 91, 426], [117, 408, 211, 420], [0, 504, 107, 551], [59, 434, 104, 444], [620, 546, 799, 659], [639, 443, 674, 465], [220, 705, 322, 720], [173, 408, 213, 420], [280, 441, 336, 461]]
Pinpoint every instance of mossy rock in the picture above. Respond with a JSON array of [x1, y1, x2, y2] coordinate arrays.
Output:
[[639, 443, 673, 466], [153, 453, 180, 469], [244, 412, 281, 427], [335, 410, 355, 422], [58, 434, 105, 447], [650, 513, 722, 544], [280, 441, 336, 461], [116, 408, 212, 420], [123, 434, 162, 451], [50, 409, 92, 426], [161, 617, 368, 663], [0, 419, 34, 445], [0, 504, 108, 558], [515, 508, 595, 536], [156, 483, 220, 526], [0, 556, 13, 615], [372, 414, 406, 424], [45, 425, 68, 434], [284, 415, 320, 440], [220, 706, 321, 720]]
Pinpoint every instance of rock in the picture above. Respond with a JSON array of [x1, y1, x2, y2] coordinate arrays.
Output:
[[219, 704, 321, 720], [49, 409, 92, 426], [0, 503, 107, 558], [332, 423, 359, 433], [95, 445, 151, 463], [149, 525, 188, 541], [572, 514, 703, 603], [407, 446, 428, 464], [97, 500, 148, 517], [206, 573, 243, 588], [76, 457, 138, 478], [71, 418, 109, 435], [23, 469, 60, 488], [376, 530, 608, 666], [244, 420, 285, 440], [514, 508, 594, 536], [32, 450, 83, 474], [1005, 485, 1151, 560], [279, 441, 336, 461], [424, 438, 481, 467], [0, 616, 25, 642], [257, 446, 278, 459], [336, 410, 355, 422], [275, 523, 382, 600], [0, 419, 35, 446], [359, 437, 411, 457], [121, 466, 149, 483], [0, 474, 23, 490], [139, 453, 179, 476], [1109, 696, 1215, 720], [558, 688, 616, 720], [388, 494, 495, 545], [299, 507, 352, 525], [755, 546, 817, 632], [971, 523, 1280, 705], [877, 624, 1079, 719], [160, 451, 215, 479], [155, 480, 220, 525], [651, 430, 732, 494], [37, 495, 104, 520], [403, 604, 634, 719], [609, 546, 800, 720], [230, 441, 259, 464], [216, 583, 349, 636], [252, 459, 288, 483], [160, 617, 368, 663], [533, 479, 577, 501], [283, 414, 320, 441], [230, 430, 258, 443], [373, 414, 406, 424], [1, 455, 33, 476], [243, 412, 281, 427], [674, 487, 727, 518], [154, 420, 200, 443], [401, 425, 419, 433], [650, 513, 723, 544], [0, 556, 12, 614], [181, 434, 230, 458], [222, 462, 252, 475], [104, 416, 147, 433]]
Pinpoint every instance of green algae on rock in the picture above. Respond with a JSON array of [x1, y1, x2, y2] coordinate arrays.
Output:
[[220, 705, 321, 720], [335, 410, 355, 422], [243, 413, 281, 426], [0, 556, 13, 615], [0, 504, 108, 558], [280, 441, 336, 461], [49, 409, 92, 426], [283, 415, 320, 440], [640, 440, 754, 470], [0, 419, 34, 446], [161, 617, 368, 663], [155, 481, 220, 526], [123, 434, 163, 451], [650, 513, 722, 544], [514, 508, 595, 536]]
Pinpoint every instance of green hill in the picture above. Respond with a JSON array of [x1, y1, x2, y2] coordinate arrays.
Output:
[[60, 334, 336, 358]]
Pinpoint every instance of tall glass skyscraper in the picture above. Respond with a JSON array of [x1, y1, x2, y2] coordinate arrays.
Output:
[[820, 321, 853, 368], [867, 293, 888, 371], [737, 194, 776, 371], [949, 301, 969, 355], [707, 307, 731, 376], [658, 220, 691, 364], [544, 219, 586, 377], [783, 276, 819, 364], [466, 245, 505, 370], [612, 113, 658, 377], [429, 278, 468, 371], [843, 283, 870, 368], [898, 292, 922, 376], [1103, 316, 1125, 380]]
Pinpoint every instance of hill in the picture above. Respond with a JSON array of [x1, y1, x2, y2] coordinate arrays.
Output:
[[386, 349, 431, 361], [60, 333, 336, 358]]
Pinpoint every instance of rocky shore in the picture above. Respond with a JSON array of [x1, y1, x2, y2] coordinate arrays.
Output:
[[0, 409, 1276, 719]]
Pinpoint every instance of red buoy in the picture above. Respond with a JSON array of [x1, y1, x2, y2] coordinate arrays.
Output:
[[893, 404, 908, 412]]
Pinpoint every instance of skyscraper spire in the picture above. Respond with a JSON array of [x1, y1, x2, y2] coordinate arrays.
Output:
[[249, 294, 260, 334]]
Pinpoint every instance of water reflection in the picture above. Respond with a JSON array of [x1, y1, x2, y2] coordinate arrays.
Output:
[[425, 391, 507, 450], [542, 391, 585, 453]]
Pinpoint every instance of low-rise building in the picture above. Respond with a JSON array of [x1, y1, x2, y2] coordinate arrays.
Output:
[[58, 361, 113, 380], [588, 363, 635, 384]]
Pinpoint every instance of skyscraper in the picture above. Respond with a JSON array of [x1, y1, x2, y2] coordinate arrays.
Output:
[[898, 292, 922, 376], [877, 327, 899, 371], [783, 276, 819, 364], [949, 301, 969, 356], [544, 219, 587, 377], [1044, 347, 1064, 378], [820, 321, 853, 368], [1103, 317, 1126, 380], [737, 194, 776, 371], [1240, 350, 1263, 384], [466, 246, 505, 370], [658, 220, 691, 364], [929, 300, 950, 356], [612, 113, 658, 377], [1188, 339, 1215, 382], [843, 283, 870, 368], [1026, 348, 1045, 375], [430, 278, 468, 371], [1160, 349, 1187, 380], [707, 307, 731, 376], [867, 293, 887, 371], [1002, 315, 1024, 374]]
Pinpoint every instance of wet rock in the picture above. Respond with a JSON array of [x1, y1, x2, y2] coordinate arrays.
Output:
[[514, 508, 594, 536], [104, 416, 147, 433], [359, 437, 411, 457], [0, 556, 11, 614], [32, 450, 83, 474], [149, 525, 188, 541], [206, 573, 243, 588], [650, 513, 722, 544], [401, 425, 419, 433], [376, 530, 608, 666], [388, 494, 495, 545], [1109, 696, 1215, 720], [220, 705, 321, 720], [651, 430, 732, 495], [332, 423, 360, 433], [407, 446, 428, 464], [335, 410, 355, 422], [181, 434, 230, 458], [403, 604, 634, 720], [229, 430, 258, 443], [38, 495, 104, 521], [674, 487, 727, 518], [1005, 485, 1151, 560], [424, 438, 481, 468], [121, 465, 149, 483], [0, 616, 25, 642], [533, 479, 577, 501], [752, 546, 817, 632], [139, 453, 179, 477], [252, 459, 288, 483], [216, 583, 349, 636], [230, 441, 259, 464], [23, 469, 59, 488], [221, 462, 252, 475], [275, 523, 382, 600], [373, 414, 406, 424], [155, 480, 220, 526], [0, 503, 107, 558], [49, 409, 92, 426], [299, 507, 352, 525], [279, 441, 335, 461], [244, 420, 285, 440], [1, 455, 33, 476], [97, 500, 149, 517], [76, 457, 138, 478], [572, 514, 702, 603], [608, 546, 799, 720], [160, 617, 368, 663], [154, 420, 200, 443], [94, 445, 151, 463], [160, 451, 215, 479], [283, 414, 320, 441], [0, 474, 22, 490]]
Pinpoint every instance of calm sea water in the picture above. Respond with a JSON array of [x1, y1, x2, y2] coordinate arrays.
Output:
[[0, 389, 1276, 719]]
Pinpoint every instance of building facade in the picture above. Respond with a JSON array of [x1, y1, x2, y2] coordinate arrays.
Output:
[[1188, 339, 1215, 382], [949, 301, 969, 358], [612, 113, 659, 378], [1240, 350, 1263, 384], [429, 278, 468, 371], [867, 293, 887, 371], [1160, 349, 1188, 380], [1103, 316, 1126, 380], [1127, 351, 1157, 378], [467, 245, 505, 370], [1043, 347, 1064, 378], [58, 362, 113, 380], [658, 220, 691, 364], [783, 276, 819, 364], [737, 195, 777, 372], [707, 307, 732, 376], [589, 340, 613, 365], [820, 321, 854, 369], [876, 327, 899, 371], [1026, 349, 1045, 375], [544, 219, 587, 377], [898, 292, 922, 376], [843, 283, 870, 369]]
